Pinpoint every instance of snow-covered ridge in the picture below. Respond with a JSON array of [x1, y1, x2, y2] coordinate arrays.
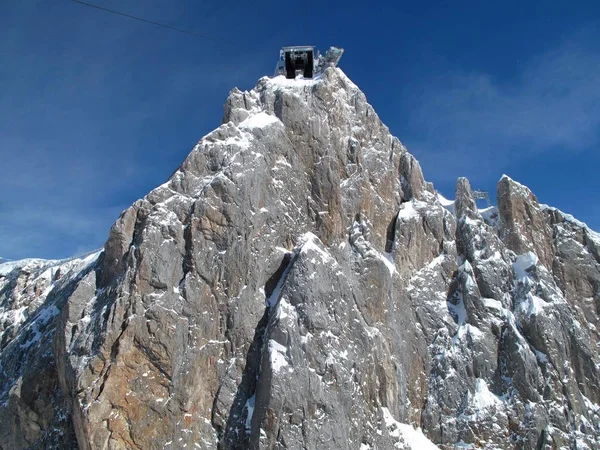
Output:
[[0, 258, 59, 277], [437, 193, 455, 213], [0, 250, 102, 349], [0, 249, 102, 278], [540, 203, 600, 245]]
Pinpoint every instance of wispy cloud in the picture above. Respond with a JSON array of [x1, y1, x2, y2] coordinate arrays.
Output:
[[402, 28, 600, 184]]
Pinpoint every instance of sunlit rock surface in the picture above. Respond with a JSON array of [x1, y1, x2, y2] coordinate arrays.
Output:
[[1, 68, 599, 449]]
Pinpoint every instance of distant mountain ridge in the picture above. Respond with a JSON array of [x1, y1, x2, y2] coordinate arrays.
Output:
[[1, 68, 599, 449]]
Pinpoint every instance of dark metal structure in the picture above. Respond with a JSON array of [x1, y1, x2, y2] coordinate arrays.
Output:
[[274, 46, 344, 79], [284, 46, 314, 79], [473, 190, 492, 208]]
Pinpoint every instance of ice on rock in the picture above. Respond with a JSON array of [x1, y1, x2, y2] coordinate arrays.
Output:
[[238, 112, 281, 129], [437, 193, 456, 216], [513, 252, 547, 317], [381, 407, 440, 449], [398, 200, 419, 221], [470, 379, 501, 411], [513, 251, 538, 281], [244, 394, 255, 432], [267, 74, 321, 88], [265, 252, 296, 308], [299, 232, 335, 265], [268, 339, 289, 373]]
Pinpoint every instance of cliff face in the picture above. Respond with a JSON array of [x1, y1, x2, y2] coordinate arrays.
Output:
[[1, 68, 599, 450], [0, 254, 100, 448]]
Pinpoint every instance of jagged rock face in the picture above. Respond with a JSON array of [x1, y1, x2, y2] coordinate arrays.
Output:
[[1, 68, 599, 450], [497, 176, 555, 269], [0, 255, 99, 449]]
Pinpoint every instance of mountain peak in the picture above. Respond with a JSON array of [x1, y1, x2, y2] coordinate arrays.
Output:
[[1, 69, 600, 449]]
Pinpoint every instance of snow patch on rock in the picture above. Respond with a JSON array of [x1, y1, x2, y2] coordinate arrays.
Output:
[[541, 203, 600, 246], [437, 193, 456, 216], [513, 252, 538, 281], [239, 112, 281, 129], [381, 407, 440, 449], [268, 339, 289, 373]]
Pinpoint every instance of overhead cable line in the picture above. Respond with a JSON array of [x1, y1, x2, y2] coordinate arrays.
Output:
[[69, 0, 230, 44]]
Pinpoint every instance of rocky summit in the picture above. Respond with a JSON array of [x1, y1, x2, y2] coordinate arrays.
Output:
[[1, 68, 600, 450]]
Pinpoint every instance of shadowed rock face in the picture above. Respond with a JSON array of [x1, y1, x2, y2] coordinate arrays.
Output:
[[1, 69, 599, 450]]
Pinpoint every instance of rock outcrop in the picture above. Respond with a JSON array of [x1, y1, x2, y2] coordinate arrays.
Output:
[[1, 69, 599, 449]]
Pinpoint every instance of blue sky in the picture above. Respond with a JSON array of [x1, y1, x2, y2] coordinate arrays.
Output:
[[1, 0, 599, 260]]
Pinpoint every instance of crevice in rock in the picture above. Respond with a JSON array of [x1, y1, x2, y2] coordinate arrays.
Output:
[[135, 336, 172, 383], [221, 309, 269, 450], [70, 324, 78, 346], [182, 222, 195, 276], [351, 291, 371, 330], [385, 212, 399, 254], [445, 273, 461, 325], [265, 254, 293, 300], [177, 209, 197, 304], [274, 91, 284, 122], [212, 385, 225, 448], [535, 427, 549, 450], [219, 252, 297, 449], [109, 312, 129, 362], [197, 272, 224, 335], [93, 364, 111, 402], [93, 314, 130, 402], [265, 251, 298, 308]]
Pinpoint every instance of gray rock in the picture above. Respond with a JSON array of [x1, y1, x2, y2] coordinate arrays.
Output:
[[1, 68, 599, 450]]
